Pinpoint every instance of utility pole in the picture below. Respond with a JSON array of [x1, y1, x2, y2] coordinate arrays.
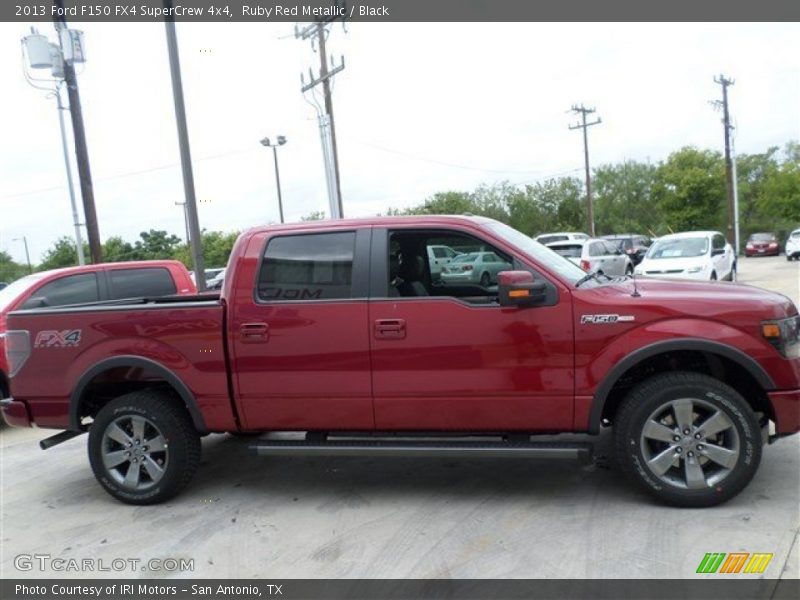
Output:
[[175, 201, 190, 245], [164, 3, 205, 290], [54, 85, 85, 265], [297, 18, 346, 219], [13, 237, 32, 274], [569, 104, 602, 237], [714, 74, 736, 246], [260, 136, 287, 223], [53, 0, 102, 263]]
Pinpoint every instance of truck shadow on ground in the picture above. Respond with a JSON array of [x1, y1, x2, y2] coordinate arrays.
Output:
[[185, 431, 648, 507]]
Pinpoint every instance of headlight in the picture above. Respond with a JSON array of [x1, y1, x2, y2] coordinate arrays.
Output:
[[762, 315, 800, 358], [686, 265, 705, 273]]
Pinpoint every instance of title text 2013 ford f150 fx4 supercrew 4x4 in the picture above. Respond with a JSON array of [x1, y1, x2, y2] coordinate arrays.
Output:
[[2, 217, 799, 507]]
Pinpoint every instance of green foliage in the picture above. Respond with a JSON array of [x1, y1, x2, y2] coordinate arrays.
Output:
[[173, 230, 240, 269], [133, 230, 182, 260], [594, 161, 660, 236], [38, 237, 82, 271], [301, 211, 326, 221], [0, 251, 29, 283]]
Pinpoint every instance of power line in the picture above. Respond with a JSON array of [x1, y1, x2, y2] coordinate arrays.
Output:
[[569, 104, 602, 237]]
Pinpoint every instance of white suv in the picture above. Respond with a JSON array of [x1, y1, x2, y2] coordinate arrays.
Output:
[[534, 232, 589, 246], [786, 229, 800, 261]]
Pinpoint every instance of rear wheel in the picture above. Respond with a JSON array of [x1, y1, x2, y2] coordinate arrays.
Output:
[[88, 390, 201, 504], [614, 372, 761, 507], [625, 265, 634, 276], [710, 271, 717, 281], [480, 272, 490, 287]]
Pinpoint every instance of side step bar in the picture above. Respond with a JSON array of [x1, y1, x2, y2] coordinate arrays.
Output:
[[250, 437, 593, 461]]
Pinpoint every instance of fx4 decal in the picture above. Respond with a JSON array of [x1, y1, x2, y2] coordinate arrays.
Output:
[[34, 329, 82, 348], [581, 314, 635, 325]]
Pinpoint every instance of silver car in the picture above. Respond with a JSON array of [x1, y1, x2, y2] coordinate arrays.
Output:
[[440, 252, 513, 287], [548, 238, 633, 276]]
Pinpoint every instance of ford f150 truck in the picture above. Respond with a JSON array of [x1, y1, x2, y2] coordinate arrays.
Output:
[[2, 216, 799, 507]]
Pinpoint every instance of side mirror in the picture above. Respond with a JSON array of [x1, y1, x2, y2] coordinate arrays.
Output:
[[498, 271, 547, 307], [711, 248, 725, 256]]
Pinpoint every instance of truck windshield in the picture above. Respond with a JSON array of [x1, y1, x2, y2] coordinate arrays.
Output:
[[0, 273, 46, 313], [647, 237, 709, 259], [484, 221, 587, 284]]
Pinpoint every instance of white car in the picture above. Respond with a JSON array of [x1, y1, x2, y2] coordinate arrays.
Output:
[[786, 229, 800, 261], [635, 231, 736, 281], [535, 232, 590, 246], [548, 238, 633, 276], [426, 245, 461, 280]]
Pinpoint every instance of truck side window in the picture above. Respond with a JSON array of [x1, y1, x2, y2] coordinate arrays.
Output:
[[21, 273, 99, 309], [258, 232, 355, 301], [109, 268, 177, 299]]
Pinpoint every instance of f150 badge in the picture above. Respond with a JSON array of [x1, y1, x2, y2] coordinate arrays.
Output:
[[34, 329, 82, 348], [581, 314, 635, 324]]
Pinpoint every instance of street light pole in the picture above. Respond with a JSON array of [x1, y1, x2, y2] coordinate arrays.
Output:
[[54, 84, 85, 265], [175, 201, 190, 245], [260, 136, 287, 223], [13, 237, 32, 274]]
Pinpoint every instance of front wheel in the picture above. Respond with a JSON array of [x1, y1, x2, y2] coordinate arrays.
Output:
[[614, 372, 761, 507], [88, 390, 201, 504], [480, 272, 490, 287]]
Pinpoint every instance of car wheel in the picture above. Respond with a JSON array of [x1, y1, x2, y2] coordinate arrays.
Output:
[[787, 255, 793, 262], [480, 272, 490, 287], [614, 371, 761, 507], [625, 265, 634, 276], [88, 390, 201, 505], [710, 271, 717, 281]]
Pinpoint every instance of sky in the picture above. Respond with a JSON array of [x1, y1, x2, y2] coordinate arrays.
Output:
[[0, 22, 798, 263]]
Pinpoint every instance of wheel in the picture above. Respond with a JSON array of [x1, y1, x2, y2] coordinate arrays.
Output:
[[88, 390, 201, 504], [480, 272, 490, 287], [710, 271, 717, 281], [727, 263, 737, 282], [788, 255, 793, 262], [625, 265, 634, 276], [614, 372, 761, 507]]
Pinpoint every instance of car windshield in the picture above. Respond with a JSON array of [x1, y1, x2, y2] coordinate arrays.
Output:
[[484, 221, 587, 284], [749, 233, 774, 241], [0, 273, 47, 313], [647, 237, 709, 259], [451, 253, 478, 263], [537, 235, 567, 245], [793, 231, 800, 239], [551, 244, 583, 258]]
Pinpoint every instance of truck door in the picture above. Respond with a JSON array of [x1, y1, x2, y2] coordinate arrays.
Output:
[[368, 226, 575, 432], [228, 227, 374, 430]]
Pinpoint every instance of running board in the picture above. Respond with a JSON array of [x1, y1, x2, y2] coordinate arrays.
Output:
[[250, 437, 593, 461]]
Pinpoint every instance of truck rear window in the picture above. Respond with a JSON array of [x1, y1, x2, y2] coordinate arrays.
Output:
[[258, 232, 355, 301]]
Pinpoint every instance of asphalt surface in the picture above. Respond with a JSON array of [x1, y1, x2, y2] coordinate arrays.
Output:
[[1, 255, 798, 580]]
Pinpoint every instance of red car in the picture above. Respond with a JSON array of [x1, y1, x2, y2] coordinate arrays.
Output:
[[0, 260, 196, 400], [745, 233, 780, 257], [3, 217, 799, 508]]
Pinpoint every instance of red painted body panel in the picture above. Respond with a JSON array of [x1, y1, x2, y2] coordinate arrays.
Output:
[[0, 260, 196, 390], [3, 216, 799, 438]]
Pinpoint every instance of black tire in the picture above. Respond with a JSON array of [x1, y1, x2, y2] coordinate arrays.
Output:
[[614, 371, 762, 508], [625, 265, 634, 276], [88, 390, 201, 505], [480, 272, 490, 287], [710, 271, 717, 281]]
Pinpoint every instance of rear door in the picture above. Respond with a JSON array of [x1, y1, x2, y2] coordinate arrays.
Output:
[[107, 267, 178, 300], [228, 227, 374, 430]]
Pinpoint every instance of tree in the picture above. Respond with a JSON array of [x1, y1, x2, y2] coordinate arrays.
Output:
[[102, 236, 137, 262], [653, 147, 726, 232], [756, 143, 800, 229], [38, 237, 81, 271], [593, 161, 660, 236], [132, 230, 182, 260], [301, 211, 326, 221], [0, 251, 27, 283], [173, 230, 240, 269]]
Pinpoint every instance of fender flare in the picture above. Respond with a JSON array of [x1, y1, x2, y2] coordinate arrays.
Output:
[[69, 355, 208, 433], [588, 338, 775, 434]]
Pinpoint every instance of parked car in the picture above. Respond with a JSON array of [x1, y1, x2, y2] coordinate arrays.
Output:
[[549, 238, 633, 276], [785, 229, 800, 261], [426, 244, 461, 281], [602, 234, 651, 265], [3, 216, 799, 509], [440, 251, 513, 286], [535, 232, 589, 246], [189, 268, 225, 287], [745, 233, 780, 257], [0, 260, 195, 400], [207, 269, 226, 290], [635, 231, 736, 281]]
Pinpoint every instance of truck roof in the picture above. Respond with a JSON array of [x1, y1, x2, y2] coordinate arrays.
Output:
[[243, 214, 495, 236]]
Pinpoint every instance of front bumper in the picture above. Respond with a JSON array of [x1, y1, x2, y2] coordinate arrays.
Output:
[[1, 397, 32, 428], [768, 389, 800, 434]]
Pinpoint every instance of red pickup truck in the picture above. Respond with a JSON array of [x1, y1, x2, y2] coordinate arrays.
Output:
[[3, 217, 799, 507], [0, 260, 196, 401]]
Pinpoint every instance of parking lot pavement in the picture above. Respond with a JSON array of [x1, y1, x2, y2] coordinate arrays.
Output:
[[1, 257, 798, 581]]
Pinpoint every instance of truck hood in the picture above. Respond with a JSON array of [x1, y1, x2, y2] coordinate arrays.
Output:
[[585, 277, 797, 322]]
